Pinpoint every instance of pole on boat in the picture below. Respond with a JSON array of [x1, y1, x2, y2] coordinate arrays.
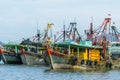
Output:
[[15, 46, 18, 54], [0, 48, 7, 64], [46, 45, 54, 69], [63, 25, 66, 42], [77, 47, 79, 57], [21, 47, 29, 65], [68, 45, 71, 55]]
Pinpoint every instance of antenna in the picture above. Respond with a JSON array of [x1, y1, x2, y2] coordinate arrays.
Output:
[[74, 17, 76, 22], [63, 24, 66, 42], [36, 18, 40, 42]]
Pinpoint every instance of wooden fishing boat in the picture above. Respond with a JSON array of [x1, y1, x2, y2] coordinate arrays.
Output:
[[0, 44, 23, 64], [107, 42, 120, 69], [20, 46, 46, 65], [108, 42, 120, 60], [45, 41, 112, 70]]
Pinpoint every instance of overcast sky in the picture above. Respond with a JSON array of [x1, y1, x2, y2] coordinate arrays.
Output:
[[0, 0, 120, 43]]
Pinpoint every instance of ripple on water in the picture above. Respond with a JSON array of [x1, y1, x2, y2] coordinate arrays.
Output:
[[0, 64, 120, 80]]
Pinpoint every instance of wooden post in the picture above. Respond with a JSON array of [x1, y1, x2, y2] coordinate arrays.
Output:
[[27, 45, 29, 51], [86, 48, 88, 60], [68, 45, 71, 55], [46, 46, 54, 69], [21, 48, 29, 65], [77, 47, 79, 57], [0, 48, 7, 64], [15, 46, 17, 53]]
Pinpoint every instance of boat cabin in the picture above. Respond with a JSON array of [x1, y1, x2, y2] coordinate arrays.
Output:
[[3, 44, 44, 55], [53, 41, 103, 64]]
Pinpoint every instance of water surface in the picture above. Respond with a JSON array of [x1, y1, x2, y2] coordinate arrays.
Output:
[[0, 64, 120, 80]]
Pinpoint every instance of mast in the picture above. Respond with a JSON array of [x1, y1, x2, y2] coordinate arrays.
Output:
[[63, 25, 66, 42]]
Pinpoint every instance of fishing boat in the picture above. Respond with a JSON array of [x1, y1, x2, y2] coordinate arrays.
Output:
[[0, 44, 23, 64], [45, 40, 112, 70], [108, 42, 120, 60], [107, 42, 120, 69], [19, 24, 53, 65]]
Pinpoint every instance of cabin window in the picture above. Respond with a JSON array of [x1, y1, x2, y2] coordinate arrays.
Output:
[[111, 44, 120, 47], [79, 48, 85, 52], [73, 48, 77, 52], [63, 47, 68, 54], [116, 44, 120, 47]]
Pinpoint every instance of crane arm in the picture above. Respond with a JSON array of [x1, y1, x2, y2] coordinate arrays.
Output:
[[43, 24, 53, 40]]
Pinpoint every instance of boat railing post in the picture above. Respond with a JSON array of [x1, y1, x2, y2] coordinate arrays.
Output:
[[86, 48, 88, 60], [27, 45, 30, 52], [108, 46, 111, 55], [15, 46, 18, 53], [68, 45, 71, 55], [77, 47, 79, 57], [0, 48, 7, 64], [36, 45, 38, 54]]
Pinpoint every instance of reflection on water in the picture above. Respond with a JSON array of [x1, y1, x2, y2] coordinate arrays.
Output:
[[0, 64, 120, 80]]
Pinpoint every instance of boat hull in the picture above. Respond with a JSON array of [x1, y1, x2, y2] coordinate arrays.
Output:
[[0, 53, 22, 64], [51, 63, 93, 70], [48, 53, 95, 70], [20, 52, 45, 65]]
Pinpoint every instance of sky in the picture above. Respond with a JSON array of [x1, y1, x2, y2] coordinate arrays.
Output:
[[0, 0, 120, 43]]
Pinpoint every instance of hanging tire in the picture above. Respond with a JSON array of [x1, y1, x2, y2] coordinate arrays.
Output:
[[105, 60, 112, 68], [80, 60, 84, 64], [69, 56, 78, 65], [94, 60, 98, 66]]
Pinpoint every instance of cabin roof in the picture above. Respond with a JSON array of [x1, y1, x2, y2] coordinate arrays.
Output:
[[54, 42, 103, 49], [3, 44, 43, 49]]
